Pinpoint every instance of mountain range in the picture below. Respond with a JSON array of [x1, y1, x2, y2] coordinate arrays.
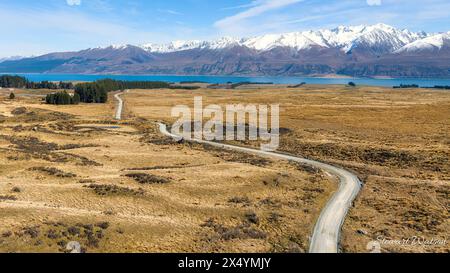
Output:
[[1, 23, 449, 77]]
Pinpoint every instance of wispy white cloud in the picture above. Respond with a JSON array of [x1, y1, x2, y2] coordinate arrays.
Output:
[[221, 2, 260, 10], [212, 0, 450, 37], [66, 0, 81, 6], [215, 0, 303, 31], [157, 8, 183, 15], [367, 0, 382, 6], [1, 0, 449, 57], [86, 0, 114, 12], [0, 5, 174, 57]]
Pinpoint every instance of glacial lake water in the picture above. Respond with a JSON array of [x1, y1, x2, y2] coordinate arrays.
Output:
[[9, 73, 450, 87]]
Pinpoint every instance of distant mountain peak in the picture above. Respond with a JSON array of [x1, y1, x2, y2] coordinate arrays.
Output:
[[0, 55, 27, 63], [135, 23, 429, 54], [0, 23, 448, 78], [395, 32, 450, 53]]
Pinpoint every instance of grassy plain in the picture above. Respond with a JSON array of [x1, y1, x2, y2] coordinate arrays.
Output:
[[0, 84, 448, 253], [124, 84, 450, 253], [0, 87, 333, 253]]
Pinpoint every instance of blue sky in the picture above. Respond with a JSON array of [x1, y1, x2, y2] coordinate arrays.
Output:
[[1, 0, 449, 57]]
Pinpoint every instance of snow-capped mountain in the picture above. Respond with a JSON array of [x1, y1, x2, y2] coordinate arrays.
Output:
[[0, 56, 26, 63], [137, 23, 429, 54], [139, 37, 245, 53], [96, 23, 440, 56], [0, 24, 449, 77], [395, 32, 450, 53], [141, 40, 205, 53]]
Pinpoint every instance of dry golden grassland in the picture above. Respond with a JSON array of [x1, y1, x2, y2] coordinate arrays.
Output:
[[0, 85, 448, 253], [0, 88, 334, 253], [124, 85, 450, 253]]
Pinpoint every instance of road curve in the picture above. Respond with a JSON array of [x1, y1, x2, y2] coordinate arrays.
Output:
[[112, 93, 362, 253], [114, 90, 128, 120], [157, 123, 362, 253]]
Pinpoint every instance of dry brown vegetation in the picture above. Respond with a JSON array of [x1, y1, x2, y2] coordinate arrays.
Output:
[[0, 88, 333, 253], [124, 173, 170, 184], [124, 85, 449, 253], [84, 184, 145, 197], [0, 85, 448, 253]]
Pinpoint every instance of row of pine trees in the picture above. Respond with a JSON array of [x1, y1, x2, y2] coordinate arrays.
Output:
[[0, 75, 28, 88], [45, 91, 80, 105], [0, 75, 74, 89], [1, 74, 198, 105]]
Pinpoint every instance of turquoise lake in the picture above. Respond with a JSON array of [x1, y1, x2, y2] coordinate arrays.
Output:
[[8, 73, 450, 87]]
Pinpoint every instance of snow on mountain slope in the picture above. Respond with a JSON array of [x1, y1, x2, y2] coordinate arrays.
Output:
[[140, 37, 245, 53], [344, 24, 428, 54], [1, 23, 449, 77], [137, 24, 428, 54], [395, 32, 450, 53], [141, 40, 205, 53], [207, 37, 243, 50], [0, 24, 441, 65], [242, 31, 329, 51], [0, 56, 27, 63]]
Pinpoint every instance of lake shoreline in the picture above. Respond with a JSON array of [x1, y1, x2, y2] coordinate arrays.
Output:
[[3, 73, 450, 87]]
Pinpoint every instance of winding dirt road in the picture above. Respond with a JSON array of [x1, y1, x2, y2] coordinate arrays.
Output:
[[114, 90, 127, 120], [114, 90, 362, 253]]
